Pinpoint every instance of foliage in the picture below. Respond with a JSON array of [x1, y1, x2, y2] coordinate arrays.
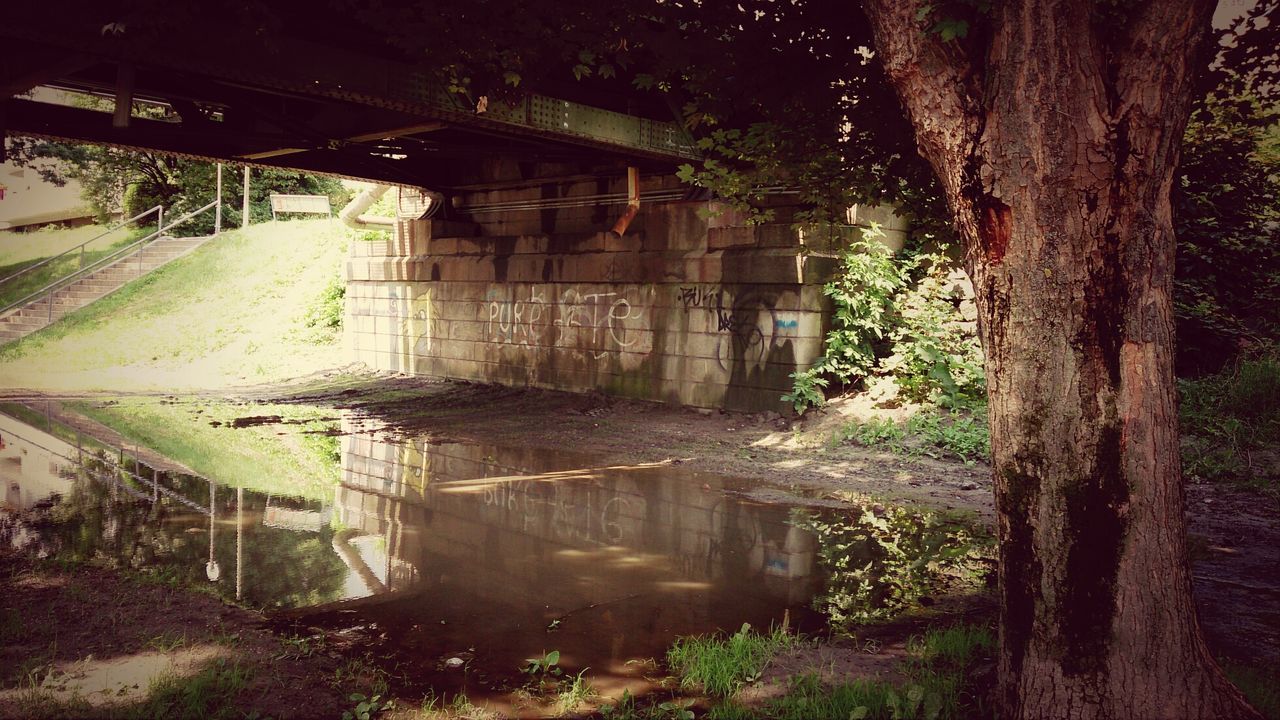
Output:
[[129, 659, 250, 720], [666, 623, 802, 698], [1173, 91, 1280, 376], [699, 624, 994, 720], [8, 133, 347, 237], [799, 508, 990, 629], [1222, 662, 1280, 720], [599, 691, 696, 720], [343, 693, 392, 720], [791, 226, 984, 413], [902, 407, 990, 464], [880, 261, 984, 407], [1179, 344, 1280, 495], [301, 274, 346, 342], [520, 649, 564, 691]]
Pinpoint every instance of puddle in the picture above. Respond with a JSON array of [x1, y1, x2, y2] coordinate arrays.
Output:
[[0, 405, 990, 711]]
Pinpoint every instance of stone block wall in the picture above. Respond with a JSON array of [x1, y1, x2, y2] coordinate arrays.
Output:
[[345, 183, 908, 412]]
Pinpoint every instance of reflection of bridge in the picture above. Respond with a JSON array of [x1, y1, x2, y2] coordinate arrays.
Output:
[[3, 8, 911, 411], [335, 415, 818, 607]]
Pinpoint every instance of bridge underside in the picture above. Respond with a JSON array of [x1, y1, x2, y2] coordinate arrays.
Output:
[[2, 7, 910, 411], [2, 6, 692, 192]]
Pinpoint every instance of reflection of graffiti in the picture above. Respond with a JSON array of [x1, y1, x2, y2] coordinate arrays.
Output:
[[482, 479, 632, 545]]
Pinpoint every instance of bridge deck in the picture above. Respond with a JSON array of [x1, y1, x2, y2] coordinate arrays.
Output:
[[2, 8, 697, 191]]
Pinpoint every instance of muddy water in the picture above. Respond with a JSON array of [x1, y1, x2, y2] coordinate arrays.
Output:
[[0, 404, 996, 713], [0, 409, 830, 701]]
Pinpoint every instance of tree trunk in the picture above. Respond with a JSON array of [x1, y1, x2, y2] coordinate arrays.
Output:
[[861, 1, 1261, 718]]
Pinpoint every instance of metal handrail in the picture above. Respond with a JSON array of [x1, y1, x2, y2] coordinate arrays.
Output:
[[0, 199, 217, 319], [0, 411, 210, 514], [0, 205, 163, 287]]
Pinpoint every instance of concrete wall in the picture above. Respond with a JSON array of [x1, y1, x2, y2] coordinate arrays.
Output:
[[345, 180, 908, 412]]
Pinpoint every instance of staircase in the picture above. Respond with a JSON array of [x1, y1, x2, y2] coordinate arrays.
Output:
[[0, 235, 211, 344]]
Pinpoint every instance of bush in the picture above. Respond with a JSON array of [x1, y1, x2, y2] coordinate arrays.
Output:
[[1173, 94, 1280, 375], [787, 225, 983, 413], [1180, 344, 1280, 493]]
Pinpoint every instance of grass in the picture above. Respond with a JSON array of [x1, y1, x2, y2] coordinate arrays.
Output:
[[68, 397, 340, 501], [0, 401, 115, 455], [557, 669, 595, 713], [666, 623, 804, 698], [837, 403, 990, 465], [1180, 344, 1280, 496], [690, 624, 995, 720], [127, 658, 250, 720], [0, 218, 351, 391], [0, 224, 150, 308], [1224, 663, 1280, 720]]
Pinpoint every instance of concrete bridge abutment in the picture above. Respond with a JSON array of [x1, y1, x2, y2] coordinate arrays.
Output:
[[343, 177, 907, 412]]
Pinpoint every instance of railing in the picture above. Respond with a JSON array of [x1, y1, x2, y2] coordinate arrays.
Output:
[[0, 205, 163, 288], [0, 199, 217, 322], [0, 407, 210, 514]]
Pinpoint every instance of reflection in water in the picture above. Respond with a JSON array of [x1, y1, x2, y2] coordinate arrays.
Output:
[[325, 414, 823, 696], [0, 406, 984, 706], [797, 506, 990, 629]]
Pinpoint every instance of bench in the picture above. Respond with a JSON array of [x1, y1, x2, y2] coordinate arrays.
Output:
[[269, 194, 332, 221]]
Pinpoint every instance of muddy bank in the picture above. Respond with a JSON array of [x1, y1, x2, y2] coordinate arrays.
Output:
[[0, 371, 1276, 718], [0, 548, 355, 720]]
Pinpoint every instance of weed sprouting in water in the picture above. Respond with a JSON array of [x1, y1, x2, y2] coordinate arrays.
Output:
[[520, 649, 563, 691], [557, 669, 595, 712], [342, 692, 393, 720]]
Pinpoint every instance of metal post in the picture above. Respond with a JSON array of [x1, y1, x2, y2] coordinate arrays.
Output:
[[236, 486, 243, 600], [215, 164, 223, 234], [242, 166, 251, 229]]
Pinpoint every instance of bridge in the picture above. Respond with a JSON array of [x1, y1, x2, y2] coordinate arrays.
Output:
[[2, 6, 908, 411]]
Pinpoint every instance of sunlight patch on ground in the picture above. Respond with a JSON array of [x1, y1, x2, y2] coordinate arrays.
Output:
[[0, 645, 226, 708]]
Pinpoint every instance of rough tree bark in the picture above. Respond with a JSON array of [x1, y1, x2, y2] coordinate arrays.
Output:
[[859, 1, 1262, 718]]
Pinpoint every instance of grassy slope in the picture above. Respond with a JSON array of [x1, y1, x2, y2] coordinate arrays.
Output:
[[0, 219, 350, 391]]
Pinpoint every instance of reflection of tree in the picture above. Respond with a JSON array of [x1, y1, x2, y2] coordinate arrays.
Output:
[[796, 507, 990, 628], [25, 463, 348, 610]]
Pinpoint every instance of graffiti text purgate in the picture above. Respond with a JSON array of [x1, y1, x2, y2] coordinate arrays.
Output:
[[481, 285, 646, 358], [485, 287, 547, 346]]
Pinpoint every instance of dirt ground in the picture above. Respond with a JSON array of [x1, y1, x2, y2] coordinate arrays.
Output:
[[0, 369, 1276, 718], [0, 548, 353, 720], [257, 370, 1280, 669]]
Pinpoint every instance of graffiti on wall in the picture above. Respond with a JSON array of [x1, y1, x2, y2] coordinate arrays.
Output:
[[676, 285, 798, 372], [483, 285, 646, 359]]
